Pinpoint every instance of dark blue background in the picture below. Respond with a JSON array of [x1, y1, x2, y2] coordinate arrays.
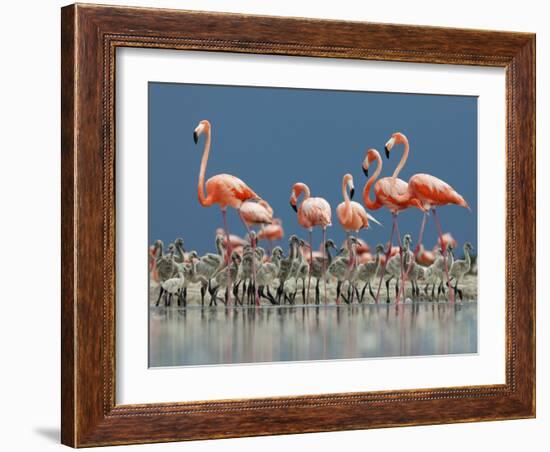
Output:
[[149, 82, 477, 255]]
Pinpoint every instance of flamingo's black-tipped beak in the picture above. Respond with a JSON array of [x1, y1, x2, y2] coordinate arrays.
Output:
[[193, 131, 199, 144], [363, 167, 368, 177], [290, 202, 297, 213], [384, 147, 390, 159], [350, 187, 355, 200]]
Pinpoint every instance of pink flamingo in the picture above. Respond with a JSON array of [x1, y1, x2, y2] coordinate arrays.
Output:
[[385, 132, 469, 303], [149, 244, 160, 285], [434, 232, 458, 252], [215, 228, 248, 249], [336, 173, 380, 270], [362, 146, 424, 303], [257, 218, 284, 255], [290, 183, 332, 304], [193, 119, 261, 305], [238, 198, 274, 305], [417, 244, 436, 267]]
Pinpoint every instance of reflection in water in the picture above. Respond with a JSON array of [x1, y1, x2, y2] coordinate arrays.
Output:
[[149, 302, 477, 367]]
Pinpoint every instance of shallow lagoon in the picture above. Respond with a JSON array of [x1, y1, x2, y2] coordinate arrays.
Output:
[[149, 302, 477, 367]]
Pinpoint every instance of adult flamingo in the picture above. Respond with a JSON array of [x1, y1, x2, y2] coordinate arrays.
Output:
[[362, 146, 424, 303], [336, 173, 380, 270], [215, 228, 248, 250], [193, 119, 261, 305], [385, 132, 469, 303], [238, 198, 273, 305], [257, 218, 284, 253], [290, 182, 332, 304]]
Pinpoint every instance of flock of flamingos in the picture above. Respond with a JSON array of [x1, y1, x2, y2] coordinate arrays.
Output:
[[149, 119, 475, 307]]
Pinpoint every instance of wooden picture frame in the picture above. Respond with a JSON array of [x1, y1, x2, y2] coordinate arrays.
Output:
[[61, 3, 535, 447]]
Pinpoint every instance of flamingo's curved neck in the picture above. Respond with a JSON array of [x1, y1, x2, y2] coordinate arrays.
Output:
[[391, 136, 409, 179], [175, 243, 185, 262], [363, 153, 382, 209], [296, 183, 310, 201], [198, 126, 214, 206], [325, 244, 334, 267], [272, 252, 282, 269], [215, 239, 224, 257], [464, 246, 471, 268], [155, 242, 163, 261], [294, 183, 311, 213]]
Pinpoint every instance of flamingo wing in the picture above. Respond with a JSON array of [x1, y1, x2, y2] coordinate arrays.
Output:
[[240, 200, 273, 224], [375, 177, 411, 211], [378, 177, 409, 197], [302, 197, 332, 227], [206, 174, 260, 208], [350, 201, 382, 229], [410, 174, 469, 208], [351, 201, 382, 227]]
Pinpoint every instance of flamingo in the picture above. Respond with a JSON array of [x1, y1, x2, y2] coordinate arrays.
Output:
[[449, 242, 474, 301], [382, 234, 412, 303], [256, 246, 283, 304], [424, 246, 454, 301], [434, 232, 458, 252], [173, 238, 186, 263], [238, 199, 273, 305], [236, 245, 256, 305], [352, 243, 385, 303], [257, 218, 284, 253], [208, 251, 242, 306], [155, 243, 178, 306], [362, 146, 424, 303], [295, 239, 311, 304], [290, 182, 332, 304], [160, 271, 186, 307], [384, 132, 469, 303], [215, 228, 248, 249], [355, 238, 371, 255], [328, 237, 359, 304], [276, 235, 299, 304], [336, 173, 380, 270], [416, 244, 436, 267], [309, 240, 337, 304], [149, 242, 160, 286], [193, 119, 261, 305]]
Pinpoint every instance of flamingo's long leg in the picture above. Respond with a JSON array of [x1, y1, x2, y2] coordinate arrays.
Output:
[[432, 209, 454, 303], [375, 213, 397, 304], [306, 229, 313, 304], [398, 211, 428, 301], [221, 208, 233, 306], [346, 232, 352, 271]]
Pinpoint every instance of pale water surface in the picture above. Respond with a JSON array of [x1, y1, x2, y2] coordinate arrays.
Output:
[[149, 302, 477, 367]]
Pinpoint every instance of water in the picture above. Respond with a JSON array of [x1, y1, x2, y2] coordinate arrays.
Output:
[[149, 302, 478, 367]]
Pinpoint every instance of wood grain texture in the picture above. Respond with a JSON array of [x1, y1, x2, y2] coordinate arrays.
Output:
[[60, 3, 536, 447]]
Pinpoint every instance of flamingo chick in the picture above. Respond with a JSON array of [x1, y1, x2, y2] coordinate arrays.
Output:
[[449, 242, 474, 301], [238, 199, 273, 305]]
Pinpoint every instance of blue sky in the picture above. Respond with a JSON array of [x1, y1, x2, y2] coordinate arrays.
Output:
[[149, 82, 477, 256]]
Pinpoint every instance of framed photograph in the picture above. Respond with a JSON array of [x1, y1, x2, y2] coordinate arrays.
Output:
[[61, 3, 535, 447]]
